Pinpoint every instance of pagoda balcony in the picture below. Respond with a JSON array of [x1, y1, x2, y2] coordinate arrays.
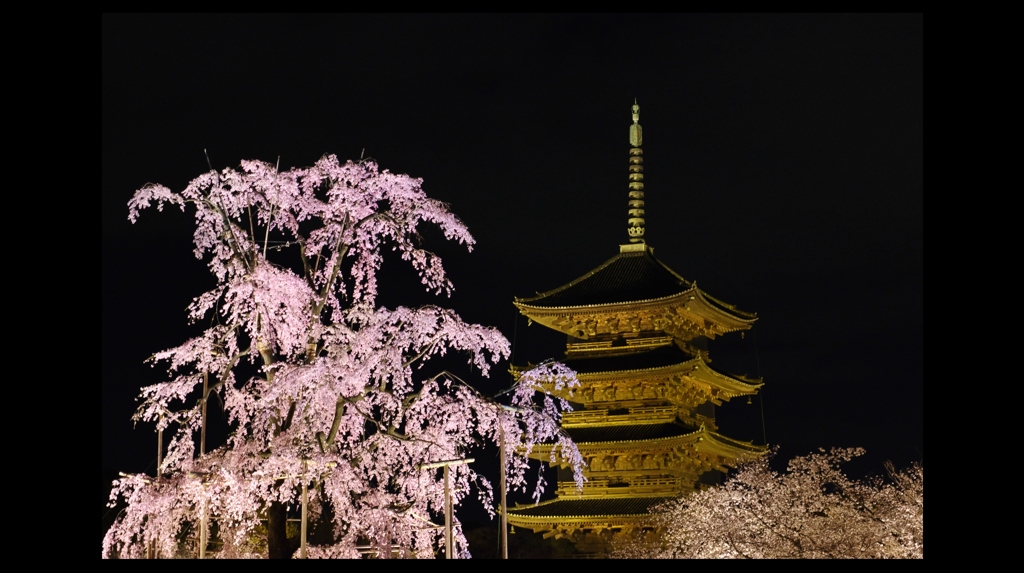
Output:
[[678, 412, 718, 431], [562, 406, 679, 427], [555, 476, 688, 497]]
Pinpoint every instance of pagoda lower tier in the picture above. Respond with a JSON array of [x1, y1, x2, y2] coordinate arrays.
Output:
[[505, 497, 672, 553], [504, 330, 766, 554], [506, 424, 766, 552]]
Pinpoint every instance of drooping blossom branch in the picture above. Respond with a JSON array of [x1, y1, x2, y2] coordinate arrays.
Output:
[[106, 155, 583, 559]]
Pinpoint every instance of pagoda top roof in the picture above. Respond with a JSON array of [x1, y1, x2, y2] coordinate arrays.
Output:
[[515, 245, 689, 308], [514, 245, 755, 320]]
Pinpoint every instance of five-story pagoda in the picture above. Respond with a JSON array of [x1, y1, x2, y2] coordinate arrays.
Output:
[[505, 102, 767, 554]]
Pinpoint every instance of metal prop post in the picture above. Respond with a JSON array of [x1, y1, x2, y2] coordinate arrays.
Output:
[[417, 458, 474, 558]]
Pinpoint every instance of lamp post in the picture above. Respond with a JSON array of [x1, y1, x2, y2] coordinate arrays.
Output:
[[417, 458, 474, 558]]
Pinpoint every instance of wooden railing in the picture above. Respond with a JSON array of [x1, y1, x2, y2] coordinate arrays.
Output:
[[555, 476, 683, 496], [562, 406, 679, 426]]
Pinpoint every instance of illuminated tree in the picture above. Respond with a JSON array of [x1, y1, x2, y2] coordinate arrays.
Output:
[[103, 155, 583, 559], [614, 448, 922, 559]]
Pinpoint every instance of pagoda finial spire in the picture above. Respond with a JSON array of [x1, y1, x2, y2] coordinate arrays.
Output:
[[627, 100, 645, 243]]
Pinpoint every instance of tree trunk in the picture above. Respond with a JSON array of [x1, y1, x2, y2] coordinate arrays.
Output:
[[267, 500, 298, 559]]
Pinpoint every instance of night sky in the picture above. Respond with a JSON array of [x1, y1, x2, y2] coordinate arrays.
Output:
[[102, 13, 922, 529]]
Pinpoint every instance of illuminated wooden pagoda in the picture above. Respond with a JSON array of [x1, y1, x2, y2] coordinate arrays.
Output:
[[505, 102, 767, 554]]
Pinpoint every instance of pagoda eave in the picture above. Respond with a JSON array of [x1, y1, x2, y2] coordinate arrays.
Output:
[[530, 427, 767, 468], [546, 355, 763, 406], [504, 496, 673, 530], [506, 511, 661, 528], [504, 515, 658, 541], [516, 287, 755, 341]]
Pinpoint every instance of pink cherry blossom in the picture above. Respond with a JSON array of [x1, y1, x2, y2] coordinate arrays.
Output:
[[105, 156, 583, 559]]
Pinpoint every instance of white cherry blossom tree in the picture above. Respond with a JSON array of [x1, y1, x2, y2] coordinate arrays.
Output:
[[103, 155, 582, 559], [614, 447, 923, 559]]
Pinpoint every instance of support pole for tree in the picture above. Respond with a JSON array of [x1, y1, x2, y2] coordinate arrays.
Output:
[[417, 458, 474, 559], [300, 459, 308, 559], [186, 471, 212, 559], [496, 403, 530, 559], [199, 492, 208, 559], [499, 418, 508, 560], [198, 374, 210, 559], [157, 420, 163, 476], [153, 420, 163, 560], [444, 465, 452, 558], [201, 371, 208, 456]]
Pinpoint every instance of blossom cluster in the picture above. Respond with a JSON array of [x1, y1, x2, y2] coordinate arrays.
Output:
[[613, 447, 923, 559], [106, 156, 582, 558]]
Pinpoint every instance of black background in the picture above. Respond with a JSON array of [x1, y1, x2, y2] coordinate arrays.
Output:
[[103, 13, 922, 547]]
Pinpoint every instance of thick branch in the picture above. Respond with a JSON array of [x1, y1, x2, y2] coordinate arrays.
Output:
[[204, 193, 254, 273], [309, 210, 392, 320], [297, 236, 314, 291], [311, 212, 351, 319], [401, 334, 443, 369], [280, 400, 297, 433], [725, 531, 755, 559], [316, 395, 347, 453], [200, 346, 250, 404], [319, 392, 372, 452]]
